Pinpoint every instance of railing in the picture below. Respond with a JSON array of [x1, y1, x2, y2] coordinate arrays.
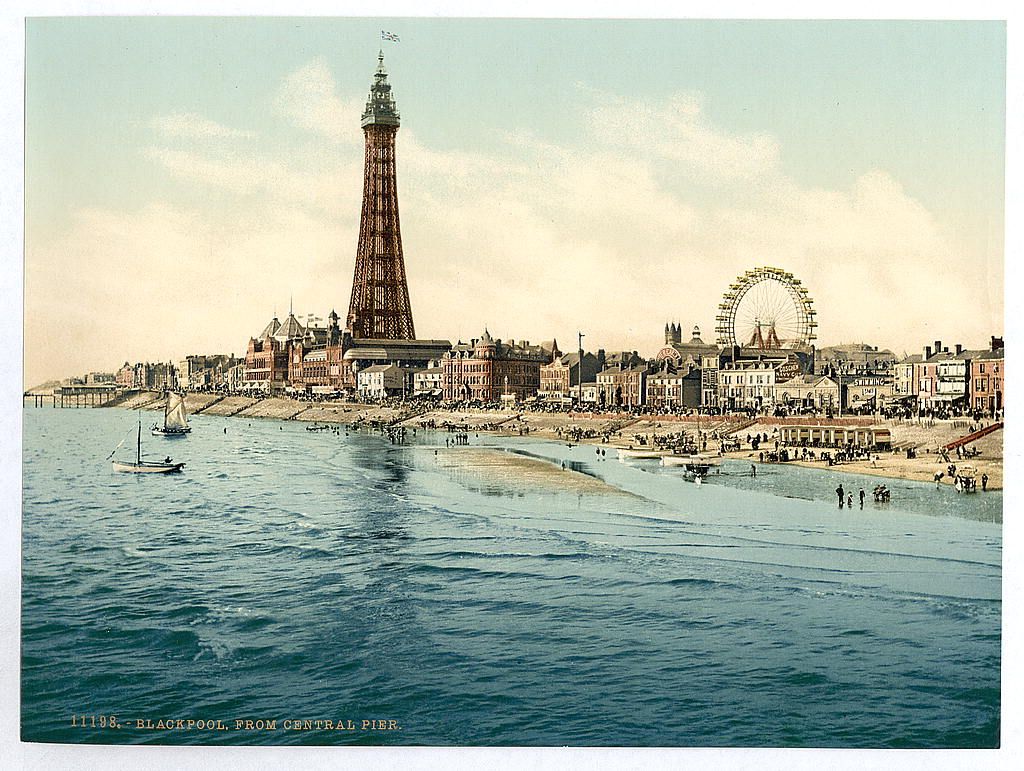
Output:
[[943, 422, 1003, 451]]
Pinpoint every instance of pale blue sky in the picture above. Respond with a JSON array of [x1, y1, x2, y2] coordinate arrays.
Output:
[[27, 19, 1004, 229], [24, 18, 1006, 384]]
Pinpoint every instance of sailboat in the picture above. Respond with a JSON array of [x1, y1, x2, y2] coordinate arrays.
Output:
[[111, 417, 185, 473], [152, 392, 191, 436]]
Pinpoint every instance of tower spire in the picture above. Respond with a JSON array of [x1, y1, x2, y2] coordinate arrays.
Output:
[[347, 53, 415, 340], [361, 50, 400, 128]]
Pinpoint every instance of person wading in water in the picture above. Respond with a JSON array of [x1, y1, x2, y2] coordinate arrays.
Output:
[[837, 484, 845, 508]]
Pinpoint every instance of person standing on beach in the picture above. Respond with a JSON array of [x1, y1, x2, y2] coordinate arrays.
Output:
[[837, 484, 845, 508], [847, 493, 853, 509], [982, 473, 989, 491], [859, 489, 865, 509]]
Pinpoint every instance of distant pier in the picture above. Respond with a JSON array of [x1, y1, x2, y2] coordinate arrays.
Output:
[[23, 384, 119, 408]]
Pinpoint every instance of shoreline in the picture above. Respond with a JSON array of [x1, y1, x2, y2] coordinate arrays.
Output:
[[87, 390, 1004, 491]]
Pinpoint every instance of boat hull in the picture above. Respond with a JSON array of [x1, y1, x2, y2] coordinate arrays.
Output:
[[661, 454, 721, 468], [112, 461, 185, 473]]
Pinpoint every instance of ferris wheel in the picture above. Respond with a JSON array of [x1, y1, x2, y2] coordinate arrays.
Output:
[[715, 266, 817, 349]]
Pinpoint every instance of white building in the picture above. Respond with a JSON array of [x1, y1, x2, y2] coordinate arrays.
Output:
[[718, 360, 780, 410], [357, 364, 405, 399], [413, 366, 443, 396]]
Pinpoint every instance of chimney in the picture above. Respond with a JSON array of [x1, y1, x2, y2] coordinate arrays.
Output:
[[924, 345, 932, 360], [955, 344, 963, 355], [934, 340, 942, 354]]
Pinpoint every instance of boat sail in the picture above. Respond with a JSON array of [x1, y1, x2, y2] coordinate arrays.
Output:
[[111, 417, 185, 473], [152, 392, 191, 436]]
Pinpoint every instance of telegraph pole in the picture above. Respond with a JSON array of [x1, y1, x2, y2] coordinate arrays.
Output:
[[577, 331, 585, 407]]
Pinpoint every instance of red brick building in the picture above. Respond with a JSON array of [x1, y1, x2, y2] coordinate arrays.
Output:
[[245, 314, 302, 391], [969, 338, 1004, 416], [287, 310, 347, 392], [538, 351, 600, 402], [596, 364, 653, 409], [442, 330, 555, 402]]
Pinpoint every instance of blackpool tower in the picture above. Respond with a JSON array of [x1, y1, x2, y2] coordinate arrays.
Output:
[[346, 51, 416, 340]]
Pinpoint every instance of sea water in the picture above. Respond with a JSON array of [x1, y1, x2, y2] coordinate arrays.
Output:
[[21, 407, 1001, 747]]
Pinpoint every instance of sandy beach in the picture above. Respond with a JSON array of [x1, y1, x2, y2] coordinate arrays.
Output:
[[105, 392, 1004, 490], [430, 447, 636, 497]]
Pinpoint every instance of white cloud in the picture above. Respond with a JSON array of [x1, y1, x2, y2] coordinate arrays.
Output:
[[590, 92, 782, 184], [273, 58, 365, 145], [143, 145, 361, 214], [151, 112, 255, 139]]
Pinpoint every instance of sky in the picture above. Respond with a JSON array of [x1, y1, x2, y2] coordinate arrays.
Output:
[[22, 17, 1006, 386]]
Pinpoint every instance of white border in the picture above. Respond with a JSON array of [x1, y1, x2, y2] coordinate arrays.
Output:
[[2, 3, 1017, 770]]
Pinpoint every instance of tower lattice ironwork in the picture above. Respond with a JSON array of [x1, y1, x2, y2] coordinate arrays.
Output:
[[347, 51, 416, 340]]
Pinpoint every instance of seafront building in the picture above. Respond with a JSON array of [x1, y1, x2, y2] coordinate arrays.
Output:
[[115, 360, 175, 390], [538, 350, 600, 403], [837, 372, 894, 413], [177, 354, 241, 391], [892, 354, 921, 405], [815, 343, 897, 375], [775, 374, 840, 412], [357, 364, 406, 399], [716, 352, 803, 411], [717, 359, 781, 411], [596, 363, 652, 408], [646, 366, 702, 409], [442, 331, 556, 402], [905, 338, 1005, 416], [700, 352, 721, 410], [655, 324, 719, 370], [413, 364, 444, 396], [969, 341, 1004, 415], [244, 311, 307, 392]]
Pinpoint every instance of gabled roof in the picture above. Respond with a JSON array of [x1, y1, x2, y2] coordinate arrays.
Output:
[[259, 316, 281, 340], [273, 313, 306, 341]]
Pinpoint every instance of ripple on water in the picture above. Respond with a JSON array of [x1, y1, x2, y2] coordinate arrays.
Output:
[[20, 409, 1002, 748]]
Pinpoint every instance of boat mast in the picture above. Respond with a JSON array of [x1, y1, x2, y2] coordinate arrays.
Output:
[[137, 417, 142, 465]]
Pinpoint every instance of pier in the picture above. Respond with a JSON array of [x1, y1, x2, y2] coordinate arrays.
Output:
[[24, 384, 120, 408]]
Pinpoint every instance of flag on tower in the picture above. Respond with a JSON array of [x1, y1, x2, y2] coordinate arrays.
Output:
[[381, 30, 400, 42]]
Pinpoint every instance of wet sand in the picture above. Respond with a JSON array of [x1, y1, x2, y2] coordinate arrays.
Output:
[[432, 447, 636, 497], [725, 450, 1003, 490]]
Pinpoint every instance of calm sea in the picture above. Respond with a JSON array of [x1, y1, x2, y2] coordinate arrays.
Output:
[[21, 407, 1001, 747]]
